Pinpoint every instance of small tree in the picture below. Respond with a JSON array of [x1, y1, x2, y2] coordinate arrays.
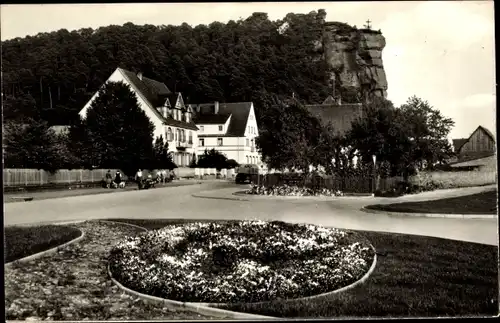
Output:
[[152, 136, 177, 170], [226, 159, 239, 169], [197, 149, 228, 170]]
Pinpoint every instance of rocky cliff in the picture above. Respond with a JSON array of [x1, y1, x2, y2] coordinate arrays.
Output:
[[319, 21, 388, 103]]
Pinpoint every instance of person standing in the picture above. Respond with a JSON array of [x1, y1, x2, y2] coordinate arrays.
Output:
[[105, 170, 112, 189], [135, 169, 143, 189]]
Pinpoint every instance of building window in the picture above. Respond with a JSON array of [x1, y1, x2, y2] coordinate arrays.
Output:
[[167, 127, 173, 142], [181, 129, 186, 142], [189, 131, 193, 144], [218, 125, 223, 131], [199, 138, 204, 147], [246, 156, 249, 164], [217, 138, 223, 146], [199, 126, 204, 132], [176, 129, 181, 142], [246, 138, 249, 146]]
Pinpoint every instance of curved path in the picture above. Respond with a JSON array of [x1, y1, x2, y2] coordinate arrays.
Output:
[[4, 181, 497, 246]]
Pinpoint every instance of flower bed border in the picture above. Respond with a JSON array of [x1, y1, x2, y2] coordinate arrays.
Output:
[[233, 191, 374, 199], [103, 219, 275, 320], [107, 219, 378, 313], [5, 225, 85, 268], [361, 207, 498, 219]]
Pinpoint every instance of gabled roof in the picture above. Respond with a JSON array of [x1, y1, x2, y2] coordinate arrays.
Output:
[[322, 96, 336, 105], [305, 103, 363, 136], [118, 68, 198, 131], [192, 102, 253, 137], [193, 114, 230, 124], [477, 125, 496, 142], [448, 151, 496, 165], [452, 138, 468, 152], [454, 125, 496, 153], [119, 68, 171, 108]]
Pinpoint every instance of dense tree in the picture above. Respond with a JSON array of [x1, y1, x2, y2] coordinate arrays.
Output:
[[398, 96, 454, 170], [196, 149, 229, 170], [347, 96, 455, 182], [255, 94, 328, 172], [3, 119, 65, 172], [80, 81, 155, 175]]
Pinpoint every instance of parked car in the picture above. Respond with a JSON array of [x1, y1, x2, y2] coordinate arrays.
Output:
[[235, 164, 260, 184]]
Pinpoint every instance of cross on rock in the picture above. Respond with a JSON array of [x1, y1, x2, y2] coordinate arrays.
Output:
[[364, 19, 372, 29]]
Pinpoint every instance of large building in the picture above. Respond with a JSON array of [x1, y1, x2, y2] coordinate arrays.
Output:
[[191, 101, 263, 166], [79, 67, 199, 167], [79, 67, 263, 167]]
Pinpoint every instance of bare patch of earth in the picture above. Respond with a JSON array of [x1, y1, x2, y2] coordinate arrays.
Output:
[[4, 220, 215, 320]]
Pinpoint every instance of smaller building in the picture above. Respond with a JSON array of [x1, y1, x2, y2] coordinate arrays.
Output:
[[191, 101, 262, 166], [449, 125, 496, 171], [305, 97, 364, 137]]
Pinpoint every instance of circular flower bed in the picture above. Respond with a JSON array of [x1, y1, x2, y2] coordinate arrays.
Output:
[[109, 221, 374, 304], [245, 184, 344, 197]]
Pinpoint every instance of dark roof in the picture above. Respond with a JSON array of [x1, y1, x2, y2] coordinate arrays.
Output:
[[142, 76, 171, 96], [198, 134, 236, 138], [452, 138, 468, 152], [305, 103, 363, 136], [192, 102, 253, 137], [193, 114, 230, 124], [119, 68, 171, 108], [449, 151, 496, 166], [118, 68, 198, 131]]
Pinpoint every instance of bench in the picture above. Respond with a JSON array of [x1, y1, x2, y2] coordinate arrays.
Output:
[[10, 196, 34, 202]]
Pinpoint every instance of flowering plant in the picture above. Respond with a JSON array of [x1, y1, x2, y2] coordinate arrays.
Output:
[[245, 184, 344, 197], [109, 221, 374, 304]]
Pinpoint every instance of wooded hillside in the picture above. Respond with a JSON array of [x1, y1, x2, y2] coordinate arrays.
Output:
[[2, 10, 333, 125]]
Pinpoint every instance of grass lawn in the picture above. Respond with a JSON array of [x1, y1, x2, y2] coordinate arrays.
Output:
[[4, 225, 82, 263], [109, 218, 498, 318], [366, 190, 498, 214]]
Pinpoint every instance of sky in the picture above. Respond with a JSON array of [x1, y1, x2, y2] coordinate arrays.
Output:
[[1, 1, 496, 139]]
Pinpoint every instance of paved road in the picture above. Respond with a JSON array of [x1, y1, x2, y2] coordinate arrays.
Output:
[[4, 182, 498, 246]]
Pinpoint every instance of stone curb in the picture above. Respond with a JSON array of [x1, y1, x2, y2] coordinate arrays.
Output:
[[5, 227, 85, 268], [360, 207, 498, 219], [104, 219, 377, 317], [102, 219, 276, 320], [97, 220, 149, 232], [232, 191, 374, 200], [192, 193, 250, 202], [108, 266, 277, 320]]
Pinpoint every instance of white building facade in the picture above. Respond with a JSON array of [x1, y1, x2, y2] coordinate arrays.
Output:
[[79, 67, 198, 167], [192, 101, 262, 166]]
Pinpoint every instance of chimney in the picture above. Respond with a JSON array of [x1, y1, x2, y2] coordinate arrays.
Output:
[[137, 72, 143, 80], [214, 101, 219, 114]]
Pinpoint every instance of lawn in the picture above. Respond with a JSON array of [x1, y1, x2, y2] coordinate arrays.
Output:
[[366, 189, 498, 214], [4, 225, 82, 263], [109, 218, 498, 318]]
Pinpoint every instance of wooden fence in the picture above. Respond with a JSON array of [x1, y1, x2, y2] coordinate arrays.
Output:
[[3, 169, 129, 187], [248, 174, 404, 193]]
